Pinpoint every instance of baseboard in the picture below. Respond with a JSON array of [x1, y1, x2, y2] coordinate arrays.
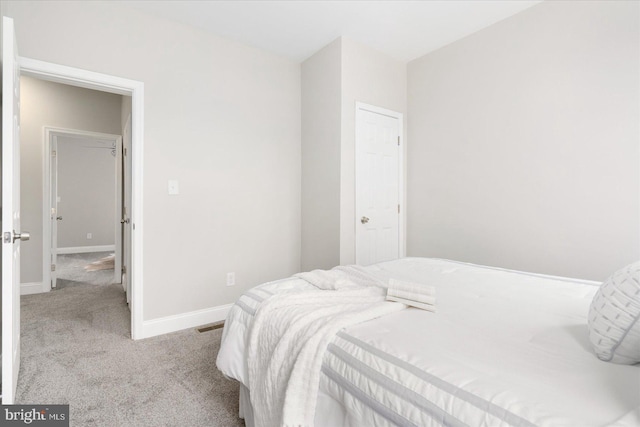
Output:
[[21, 282, 46, 295], [140, 303, 233, 339], [57, 245, 115, 255]]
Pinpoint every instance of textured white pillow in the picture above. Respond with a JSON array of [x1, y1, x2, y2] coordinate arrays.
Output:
[[588, 261, 640, 364]]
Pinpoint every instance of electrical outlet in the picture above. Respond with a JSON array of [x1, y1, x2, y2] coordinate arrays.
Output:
[[168, 180, 179, 195], [86, 233, 93, 239], [226, 272, 235, 286]]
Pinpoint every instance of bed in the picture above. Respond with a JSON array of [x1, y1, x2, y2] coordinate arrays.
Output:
[[216, 257, 640, 427]]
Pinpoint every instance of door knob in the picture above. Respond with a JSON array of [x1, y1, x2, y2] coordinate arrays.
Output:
[[361, 216, 370, 224], [56, 216, 63, 220], [3, 230, 30, 243]]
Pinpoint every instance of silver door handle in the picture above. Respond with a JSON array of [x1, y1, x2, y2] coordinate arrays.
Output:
[[361, 216, 370, 224], [121, 218, 130, 224], [3, 230, 30, 243], [56, 216, 63, 220]]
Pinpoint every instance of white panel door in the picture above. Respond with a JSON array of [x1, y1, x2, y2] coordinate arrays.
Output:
[[114, 136, 123, 285], [355, 105, 401, 266], [2, 16, 24, 404], [122, 114, 132, 304]]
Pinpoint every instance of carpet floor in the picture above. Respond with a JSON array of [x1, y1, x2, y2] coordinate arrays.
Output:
[[56, 252, 116, 288], [17, 282, 243, 426]]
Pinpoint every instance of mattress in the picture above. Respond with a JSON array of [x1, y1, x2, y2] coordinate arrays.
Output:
[[217, 258, 640, 427]]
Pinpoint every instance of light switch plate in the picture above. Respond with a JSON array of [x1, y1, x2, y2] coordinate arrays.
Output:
[[226, 272, 235, 286], [168, 180, 179, 195]]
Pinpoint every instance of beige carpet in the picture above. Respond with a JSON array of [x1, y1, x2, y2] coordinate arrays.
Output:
[[57, 252, 116, 288], [84, 254, 115, 271], [17, 283, 243, 427]]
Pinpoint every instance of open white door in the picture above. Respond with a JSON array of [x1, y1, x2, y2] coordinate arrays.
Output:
[[122, 114, 132, 304], [114, 136, 123, 284], [50, 136, 59, 289], [2, 16, 26, 404], [355, 103, 402, 266]]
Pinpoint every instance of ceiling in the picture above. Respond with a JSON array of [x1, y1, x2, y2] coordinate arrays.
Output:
[[123, 1, 542, 62]]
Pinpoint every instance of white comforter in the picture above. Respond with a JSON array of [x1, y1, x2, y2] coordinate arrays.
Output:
[[217, 258, 640, 427]]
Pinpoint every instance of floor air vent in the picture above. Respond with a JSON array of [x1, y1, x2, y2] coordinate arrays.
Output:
[[197, 322, 224, 333]]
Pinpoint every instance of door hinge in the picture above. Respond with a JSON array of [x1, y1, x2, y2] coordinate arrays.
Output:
[[122, 266, 126, 275], [124, 148, 127, 156], [52, 150, 57, 157], [397, 136, 400, 146], [51, 264, 56, 272], [398, 204, 400, 214]]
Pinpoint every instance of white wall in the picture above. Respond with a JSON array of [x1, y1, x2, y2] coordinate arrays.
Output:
[[407, 0, 639, 281], [56, 135, 116, 249], [301, 40, 342, 271], [301, 37, 407, 269], [20, 76, 123, 284], [6, 1, 301, 321]]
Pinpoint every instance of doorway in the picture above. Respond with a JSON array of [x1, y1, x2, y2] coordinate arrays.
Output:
[[18, 57, 144, 340], [44, 128, 124, 292], [355, 102, 404, 266], [2, 17, 144, 404]]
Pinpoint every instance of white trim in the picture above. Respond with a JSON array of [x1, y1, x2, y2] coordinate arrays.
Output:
[[21, 57, 146, 340], [57, 245, 116, 255], [140, 304, 233, 339], [354, 102, 406, 260], [45, 127, 121, 141], [20, 282, 46, 296], [356, 102, 403, 121], [20, 57, 136, 96]]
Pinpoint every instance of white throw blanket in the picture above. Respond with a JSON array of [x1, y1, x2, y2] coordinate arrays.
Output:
[[247, 267, 404, 427], [294, 264, 388, 290]]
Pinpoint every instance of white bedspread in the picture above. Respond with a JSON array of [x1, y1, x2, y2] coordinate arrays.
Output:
[[217, 258, 640, 427], [222, 266, 405, 427]]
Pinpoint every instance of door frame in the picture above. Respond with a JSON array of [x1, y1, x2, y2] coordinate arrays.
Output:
[[354, 102, 406, 262], [43, 127, 123, 292], [20, 57, 145, 340]]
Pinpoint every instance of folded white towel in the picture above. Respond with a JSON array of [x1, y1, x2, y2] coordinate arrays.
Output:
[[386, 295, 436, 312], [387, 288, 436, 306], [387, 278, 436, 312], [388, 278, 435, 295]]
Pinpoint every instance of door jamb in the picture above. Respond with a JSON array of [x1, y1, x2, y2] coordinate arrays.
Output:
[[21, 57, 145, 340], [354, 102, 405, 261], [43, 128, 123, 293]]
